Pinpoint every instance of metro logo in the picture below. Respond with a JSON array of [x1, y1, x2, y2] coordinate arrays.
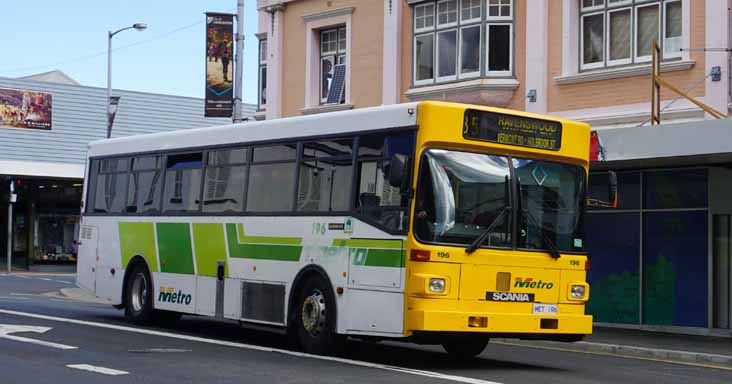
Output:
[[513, 277, 554, 289], [158, 286, 192, 305]]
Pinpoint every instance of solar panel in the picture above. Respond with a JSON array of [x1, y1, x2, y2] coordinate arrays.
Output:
[[326, 64, 346, 104]]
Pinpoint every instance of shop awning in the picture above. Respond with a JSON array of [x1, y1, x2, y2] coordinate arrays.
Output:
[[591, 118, 732, 170], [0, 160, 84, 180]]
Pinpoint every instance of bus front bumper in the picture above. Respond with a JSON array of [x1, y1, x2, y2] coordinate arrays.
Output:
[[405, 299, 592, 337]]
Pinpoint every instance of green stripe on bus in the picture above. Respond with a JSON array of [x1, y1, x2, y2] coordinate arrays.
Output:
[[236, 223, 302, 245], [226, 224, 302, 262], [119, 222, 158, 272], [363, 249, 404, 268], [157, 223, 195, 274], [192, 223, 228, 277], [331, 238, 403, 249]]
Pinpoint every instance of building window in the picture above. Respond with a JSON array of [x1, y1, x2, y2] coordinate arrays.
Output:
[[320, 26, 347, 105], [258, 39, 267, 109], [412, 0, 513, 86], [580, 0, 682, 70]]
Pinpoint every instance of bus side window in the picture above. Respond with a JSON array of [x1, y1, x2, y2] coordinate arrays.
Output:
[[93, 158, 129, 214], [127, 156, 163, 214], [162, 153, 203, 213], [355, 131, 415, 232]]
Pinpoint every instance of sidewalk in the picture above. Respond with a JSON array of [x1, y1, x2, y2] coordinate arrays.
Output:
[[494, 327, 732, 367], [2, 264, 76, 275]]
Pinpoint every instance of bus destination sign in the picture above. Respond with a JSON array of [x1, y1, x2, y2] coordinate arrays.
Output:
[[463, 109, 562, 151]]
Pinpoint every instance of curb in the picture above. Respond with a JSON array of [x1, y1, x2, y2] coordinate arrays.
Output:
[[492, 339, 732, 367], [58, 288, 113, 305]]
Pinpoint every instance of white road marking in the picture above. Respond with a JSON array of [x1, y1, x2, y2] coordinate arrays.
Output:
[[0, 296, 30, 300], [67, 364, 129, 376], [0, 309, 500, 384], [37, 278, 54, 282], [0, 324, 77, 350], [53, 280, 73, 284]]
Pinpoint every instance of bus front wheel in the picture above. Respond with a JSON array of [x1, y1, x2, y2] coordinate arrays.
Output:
[[442, 337, 489, 360], [293, 276, 344, 355]]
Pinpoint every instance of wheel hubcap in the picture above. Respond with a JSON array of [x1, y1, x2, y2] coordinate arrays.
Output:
[[301, 290, 326, 337], [131, 273, 147, 313]]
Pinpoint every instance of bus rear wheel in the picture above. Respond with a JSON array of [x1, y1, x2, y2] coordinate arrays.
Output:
[[125, 263, 155, 324], [442, 337, 489, 360], [293, 276, 344, 355]]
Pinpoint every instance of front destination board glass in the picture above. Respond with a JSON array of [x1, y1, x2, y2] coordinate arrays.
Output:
[[463, 109, 562, 151]]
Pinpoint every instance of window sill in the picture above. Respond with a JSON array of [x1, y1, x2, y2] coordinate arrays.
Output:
[[405, 78, 520, 107], [300, 103, 354, 115], [252, 110, 266, 121], [554, 60, 695, 85]]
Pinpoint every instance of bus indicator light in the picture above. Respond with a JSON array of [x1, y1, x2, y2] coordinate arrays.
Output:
[[410, 249, 430, 261]]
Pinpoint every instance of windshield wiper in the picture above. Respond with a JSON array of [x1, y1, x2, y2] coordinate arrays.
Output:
[[520, 207, 561, 259], [466, 205, 511, 254]]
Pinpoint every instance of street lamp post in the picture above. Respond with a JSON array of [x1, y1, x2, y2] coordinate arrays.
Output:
[[107, 23, 147, 139]]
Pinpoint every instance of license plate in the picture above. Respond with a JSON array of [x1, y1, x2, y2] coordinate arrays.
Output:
[[532, 303, 558, 315]]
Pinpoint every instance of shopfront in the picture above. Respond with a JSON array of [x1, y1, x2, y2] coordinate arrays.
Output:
[[0, 72, 255, 270], [588, 120, 732, 336]]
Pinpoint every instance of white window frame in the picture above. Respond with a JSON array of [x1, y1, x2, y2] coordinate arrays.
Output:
[[486, 0, 513, 21], [607, 0, 631, 8], [414, 33, 436, 86], [258, 39, 267, 109], [460, 0, 482, 24], [486, 22, 513, 76], [436, 29, 459, 82], [633, 2, 661, 63], [319, 26, 347, 105], [415, 3, 436, 33], [459, 24, 482, 78], [662, 0, 683, 59], [580, 11, 606, 70], [581, 0, 605, 12], [606, 6, 633, 66], [436, 0, 459, 28]]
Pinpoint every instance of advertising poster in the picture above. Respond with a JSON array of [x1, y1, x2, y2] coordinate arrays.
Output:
[[205, 13, 234, 118], [0, 88, 52, 130]]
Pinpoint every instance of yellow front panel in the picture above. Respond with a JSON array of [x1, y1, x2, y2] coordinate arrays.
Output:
[[403, 102, 592, 338]]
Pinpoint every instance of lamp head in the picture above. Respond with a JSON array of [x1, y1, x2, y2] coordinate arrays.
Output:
[[133, 23, 147, 31]]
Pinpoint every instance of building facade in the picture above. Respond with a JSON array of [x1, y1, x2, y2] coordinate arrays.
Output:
[[0, 72, 255, 270], [256, 0, 731, 335]]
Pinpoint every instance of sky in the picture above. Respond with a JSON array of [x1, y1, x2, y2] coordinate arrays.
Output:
[[0, 0, 260, 104]]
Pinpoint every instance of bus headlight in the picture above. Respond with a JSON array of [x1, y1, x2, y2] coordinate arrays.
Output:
[[428, 278, 446, 293], [570, 285, 586, 299]]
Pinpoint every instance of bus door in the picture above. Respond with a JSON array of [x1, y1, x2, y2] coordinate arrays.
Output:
[[76, 225, 98, 291]]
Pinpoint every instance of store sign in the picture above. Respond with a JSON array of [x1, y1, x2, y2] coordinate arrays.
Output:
[[204, 12, 234, 118], [0, 88, 52, 130], [463, 109, 562, 151]]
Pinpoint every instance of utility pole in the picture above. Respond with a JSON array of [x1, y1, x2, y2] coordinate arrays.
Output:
[[6, 180, 14, 273], [232, 0, 245, 124]]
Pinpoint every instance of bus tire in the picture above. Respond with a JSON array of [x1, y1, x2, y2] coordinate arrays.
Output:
[[293, 275, 344, 355], [124, 263, 155, 324], [442, 337, 489, 360]]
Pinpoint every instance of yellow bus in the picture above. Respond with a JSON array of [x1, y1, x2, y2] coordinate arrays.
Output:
[[78, 101, 594, 359]]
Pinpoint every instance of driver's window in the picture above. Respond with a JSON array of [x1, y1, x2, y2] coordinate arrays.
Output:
[[355, 131, 415, 232]]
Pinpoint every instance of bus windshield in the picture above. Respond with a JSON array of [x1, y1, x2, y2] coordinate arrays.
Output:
[[414, 149, 585, 253]]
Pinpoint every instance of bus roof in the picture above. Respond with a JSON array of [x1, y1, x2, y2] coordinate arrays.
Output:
[[88, 102, 420, 157]]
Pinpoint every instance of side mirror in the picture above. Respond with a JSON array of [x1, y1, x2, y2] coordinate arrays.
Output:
[[608, 170, 618, 208], [387, 154, 406, 188]]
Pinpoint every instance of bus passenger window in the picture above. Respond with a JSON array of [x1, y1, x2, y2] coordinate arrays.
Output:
[[163, 153, 203, 213], [298, 139, 354, 212], [126, 156, 162, 213], [203, 149, 248, 213], [93, 158, 129, 214]]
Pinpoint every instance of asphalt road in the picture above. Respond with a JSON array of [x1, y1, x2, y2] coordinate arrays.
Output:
[[0, 273, 729, 384]]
